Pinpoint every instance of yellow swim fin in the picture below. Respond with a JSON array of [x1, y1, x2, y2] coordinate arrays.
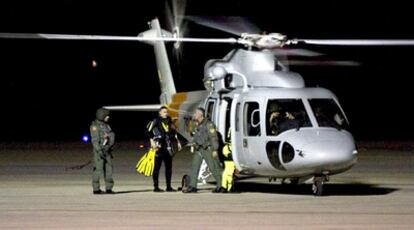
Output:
[[145, 148, 156, 176], [137, 159, 147, 174], [136, 150, 150, 175], [136, 155, 146, 171], [136, 148, 156, 177]]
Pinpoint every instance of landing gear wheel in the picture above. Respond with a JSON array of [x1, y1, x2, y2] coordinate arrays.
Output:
[[312, 180, 323, 196], [290, 178, 299, 185], [281, 178, 299, 186]]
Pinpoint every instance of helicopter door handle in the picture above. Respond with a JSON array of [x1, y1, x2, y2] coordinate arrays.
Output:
[[243, 138, 248, 148]]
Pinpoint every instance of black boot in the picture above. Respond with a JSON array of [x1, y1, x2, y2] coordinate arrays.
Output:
[[93, 189, 104, 195], [182, 186, 197, 193], [153, 187, 164, 192], [105, 189, 115, 194], [212, 187, 226, 193]]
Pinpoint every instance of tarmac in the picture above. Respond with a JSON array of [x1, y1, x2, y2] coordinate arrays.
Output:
[[0, 142, 413, 229]]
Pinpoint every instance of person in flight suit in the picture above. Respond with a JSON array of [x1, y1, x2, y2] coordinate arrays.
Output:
[[90, 108, 115, 194], [183, 107, 223, 193], [146, 106, 181, 192]]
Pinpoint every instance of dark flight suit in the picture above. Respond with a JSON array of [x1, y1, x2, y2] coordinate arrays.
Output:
[[90, 109, 115, 192], [189, 118, 222, 189], [279, 118, 299, 133], [146, 116, 177, 190]]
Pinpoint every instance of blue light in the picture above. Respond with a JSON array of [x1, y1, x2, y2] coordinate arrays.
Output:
[[82, 135, 89, 143]]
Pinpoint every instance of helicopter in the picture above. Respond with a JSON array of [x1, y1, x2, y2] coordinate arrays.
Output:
[[2, 17, 414, 196]]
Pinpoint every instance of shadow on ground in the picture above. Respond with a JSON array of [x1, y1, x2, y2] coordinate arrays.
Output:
[[114, 189, 153, 194], [233, 182, 398, 196]]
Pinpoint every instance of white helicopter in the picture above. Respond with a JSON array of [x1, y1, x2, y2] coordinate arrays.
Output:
[[2, 17, 414, 196]]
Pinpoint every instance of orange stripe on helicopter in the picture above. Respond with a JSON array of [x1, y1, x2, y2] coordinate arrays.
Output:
[[167, 92, 188, 128]]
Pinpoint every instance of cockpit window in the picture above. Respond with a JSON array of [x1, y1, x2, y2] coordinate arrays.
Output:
[[308, 99, 349, 129], [266, 99, 311, 136]]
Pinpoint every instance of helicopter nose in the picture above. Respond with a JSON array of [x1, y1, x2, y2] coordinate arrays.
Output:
[[302, 139, 357, 171]]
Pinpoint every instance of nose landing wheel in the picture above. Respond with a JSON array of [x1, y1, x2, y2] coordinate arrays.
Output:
[[312, 175, 329, 196]]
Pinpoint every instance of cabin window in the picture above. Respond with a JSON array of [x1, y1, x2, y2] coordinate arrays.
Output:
[[206, 100, 215, 120], [224, 74, 233, 89], [244, 102, 261, 136], [308, 99, 349, 129], [235, 103, 240, 132], [225, 100, 232, 142], [266, 99, 311, 136]]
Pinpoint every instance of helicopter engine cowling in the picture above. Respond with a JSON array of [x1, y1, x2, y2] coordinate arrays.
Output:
[[204, 48, 305, 93]]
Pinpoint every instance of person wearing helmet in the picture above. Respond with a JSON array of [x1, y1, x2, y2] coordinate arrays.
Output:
[[90, 108, 115, 194]]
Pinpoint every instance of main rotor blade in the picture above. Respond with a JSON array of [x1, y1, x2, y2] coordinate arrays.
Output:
[[280, 60, 360, 66], [296, 39, 414, 46], [0, 33, 238, 44], [0, 33, 44, 39], [186, 16, 261, 36], [272, 48, 323, 57]]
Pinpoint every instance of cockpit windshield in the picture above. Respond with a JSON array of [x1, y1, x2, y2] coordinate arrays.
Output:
[[308, 98, 349, 129], [266, 99, 311, 136]]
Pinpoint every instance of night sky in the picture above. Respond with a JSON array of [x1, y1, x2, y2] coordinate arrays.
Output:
[[0, 0, 413, 142]]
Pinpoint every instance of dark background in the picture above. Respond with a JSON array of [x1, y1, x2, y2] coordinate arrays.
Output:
[[0, 0, 413, 142]]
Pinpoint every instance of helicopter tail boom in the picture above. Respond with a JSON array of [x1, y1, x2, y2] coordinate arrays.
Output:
[[140, 19, 177, 105]]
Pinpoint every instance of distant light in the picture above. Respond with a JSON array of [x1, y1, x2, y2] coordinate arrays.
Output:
[[82, 135, 89, 143], [139, 144, 144, 149], [92, 60, 97, 68]]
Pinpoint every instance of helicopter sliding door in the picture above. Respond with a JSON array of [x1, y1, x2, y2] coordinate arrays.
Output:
[[231, 95, 266, 172], [230, 94, 244, 171]]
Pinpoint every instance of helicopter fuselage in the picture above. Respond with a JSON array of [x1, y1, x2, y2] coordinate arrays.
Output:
[[171, 87, 357, 181]]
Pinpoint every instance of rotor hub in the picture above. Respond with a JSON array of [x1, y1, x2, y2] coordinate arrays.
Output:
[[239, 33, 289, 49]]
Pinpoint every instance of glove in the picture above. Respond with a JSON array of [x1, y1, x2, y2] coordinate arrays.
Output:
[[187, 142, 196, 153], [212, 151, 218, 159], [178, 142, 182, 151]]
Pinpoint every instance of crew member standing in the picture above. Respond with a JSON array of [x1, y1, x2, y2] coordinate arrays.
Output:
[[90, 108, 115, 194], [183, 107, 223, 193], [221, 129, 236, 192], [146, 106, 181, 192]]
